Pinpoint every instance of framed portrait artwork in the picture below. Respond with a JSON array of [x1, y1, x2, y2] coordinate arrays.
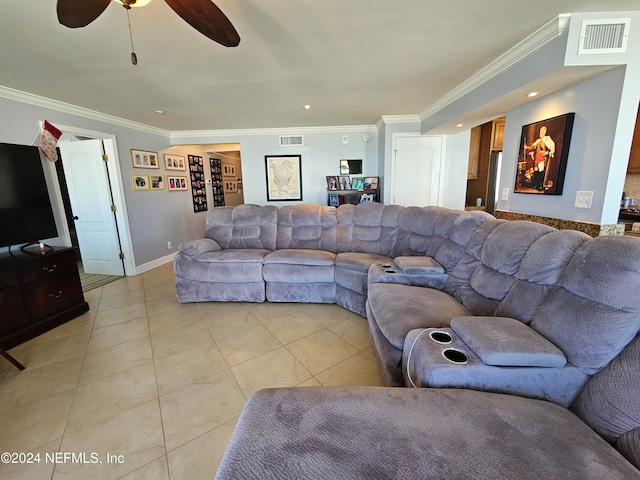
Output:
[[265, 154, 302, 201], [514, 113, 575, 195], [131, 149, 159, 169], [131, 173, 150, 191], [150, 174, 164, 190], [167, 175, 188, 191], [164, 154, 186, 171]]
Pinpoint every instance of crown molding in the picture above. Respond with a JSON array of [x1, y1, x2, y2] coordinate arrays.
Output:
[[170, 124, 377, 142], [0, 85, 169, 137], [419, 14, 571, 121]]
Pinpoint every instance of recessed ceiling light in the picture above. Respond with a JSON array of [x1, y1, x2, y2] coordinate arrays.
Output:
[[155, 110, 164, 114], [527, 92, 539, 97], [304, 105, 311, 110], [456, 123, 463, 128]]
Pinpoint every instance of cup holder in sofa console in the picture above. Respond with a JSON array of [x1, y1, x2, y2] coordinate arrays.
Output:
[[380, 264, 392, 269], [429, 331, 452, 344], [385, 270, 397, 273], [442, 348, 468, 365]]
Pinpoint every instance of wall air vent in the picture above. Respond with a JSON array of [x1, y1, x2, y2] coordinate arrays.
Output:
[[279, 135, 304, 147], [578, 19, 630, 54]]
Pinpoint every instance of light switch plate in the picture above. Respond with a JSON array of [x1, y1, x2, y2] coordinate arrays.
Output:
[[341, 135, 349, 145], [574, 191, 594, 209], [501, 188, 509, 201]]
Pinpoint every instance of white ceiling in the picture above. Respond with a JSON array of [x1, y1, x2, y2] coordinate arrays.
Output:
[[1, 1, 639, 132]]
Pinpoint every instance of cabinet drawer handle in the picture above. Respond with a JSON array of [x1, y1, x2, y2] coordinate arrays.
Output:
[[49, 290, 63, 299], [42, 264, 58, 273]]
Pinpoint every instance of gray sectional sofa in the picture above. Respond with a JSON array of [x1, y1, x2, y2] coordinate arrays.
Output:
[[174, 202, 640, 478]]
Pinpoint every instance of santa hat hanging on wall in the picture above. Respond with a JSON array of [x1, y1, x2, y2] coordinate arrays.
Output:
[[38, 120, 63, 162]]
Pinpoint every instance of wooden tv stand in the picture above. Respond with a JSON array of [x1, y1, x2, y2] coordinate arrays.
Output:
[[0, 247, 89, 359]]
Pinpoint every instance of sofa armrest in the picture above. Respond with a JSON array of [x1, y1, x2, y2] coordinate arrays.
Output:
[[450, 316, 567, 368], [393, 256, 445, 275], [178, 238, 222, 258]]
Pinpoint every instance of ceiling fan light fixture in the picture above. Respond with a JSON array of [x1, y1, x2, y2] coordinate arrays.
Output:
[[113, 0, 153, 8]]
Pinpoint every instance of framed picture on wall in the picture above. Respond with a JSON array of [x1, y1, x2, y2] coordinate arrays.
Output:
[[150, 174, 164, 190], [265, 154, 302, 201], [131, 149, 159, 169], [224, 179, 238, 193], [167, 175, 188, 191], [131, 174, 150, 191], [514, 113, 575, 195], [164, 154, 186, 171], [222, 163, 236, 177]]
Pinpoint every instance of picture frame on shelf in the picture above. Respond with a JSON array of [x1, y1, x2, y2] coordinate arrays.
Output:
[[150, 174, 164, 190], [328, 193, 340, 206], [131, 149, 159, 169], [364, 177, 378, 190], [326, 176, 339, 190], [164, 154, 186, 171], [265, 154, 302, 201], [351, 177, 365, 191], [360, 193, 375, 203], [514, 113, 575, 195], [131, 173, 150, 191], [338, 175, 350, 190], [223, 163, 236, 177], [167, 175, 188, 191]]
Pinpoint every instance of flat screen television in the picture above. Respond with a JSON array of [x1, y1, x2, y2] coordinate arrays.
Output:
[[0, 142, 58, 248]]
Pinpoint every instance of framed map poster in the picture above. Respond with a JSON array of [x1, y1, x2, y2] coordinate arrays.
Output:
[[265, 154, 302, 201]]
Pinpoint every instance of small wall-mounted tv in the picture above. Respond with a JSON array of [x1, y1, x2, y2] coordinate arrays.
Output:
[[0, 142, 58, 248]]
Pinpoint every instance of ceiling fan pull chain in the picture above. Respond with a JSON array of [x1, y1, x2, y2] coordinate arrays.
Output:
[[126, 8, 138, 65]]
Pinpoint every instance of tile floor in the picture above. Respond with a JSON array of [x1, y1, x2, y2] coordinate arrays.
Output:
[[0, 262, 382, 480]]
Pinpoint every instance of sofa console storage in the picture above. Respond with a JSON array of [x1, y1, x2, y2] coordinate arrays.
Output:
[[403, 326, 589, 406]]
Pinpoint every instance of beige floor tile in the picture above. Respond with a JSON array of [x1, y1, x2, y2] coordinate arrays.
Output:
[[150, 321, 213, 360], [199, 304, 263, 341], [159, 370, 246, 452], [0, 355, 84, 413], [361, 346, 378, 364], [248, 302, 307, 322], [87, 316, 149, 353], [231, 347, 312, 397], [286, 329, 359, 375], [304, 303, 365, 327], [167, 417, 238, 480], [315, 352, 383, 387], [154, 342, 228, 396], [329, 315, 372, 351], [100, 277, 144, 298], [8, 330, 90, 371], [97, 291, 146, 312], [146, 302, 202, 335], [215, 324, 282, 367], [79, 336, 153, 386], [0, 390, 73, 453], [143, 283, 176, 302], [84, 287, 103, 301], [297, 377, 322, 387], [66, 362, 157, 434], [0, 438, 61, 480], [260, 313, 326, 345], [93, 302, 148, 329], [118, 456, 169, 480], [22, 312, 95, 346], [54, 400, 165, 480]]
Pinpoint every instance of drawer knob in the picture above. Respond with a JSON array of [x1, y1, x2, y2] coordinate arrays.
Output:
[[42, 265, 58, 273], [49, 290, 63, 299]]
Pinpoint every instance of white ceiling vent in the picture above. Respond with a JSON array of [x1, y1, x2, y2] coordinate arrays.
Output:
[[578, 19, 630, 54], [279, 135, 304, 147]]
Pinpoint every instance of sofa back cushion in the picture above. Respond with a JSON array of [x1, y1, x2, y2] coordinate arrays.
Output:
[[495, 230, 591, 324], [395, 207, 461, 257], [337, 203, 404, 256], [531, 235, 640, 375], [571, 333, 640, 469], [205, 204, 278, 250], [276, 204, 337, 252]]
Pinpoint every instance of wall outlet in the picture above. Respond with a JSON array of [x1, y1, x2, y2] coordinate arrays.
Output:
[[575, 191, 594, 209], [501, 188, 509, 201], [167, 241, 173, 249]]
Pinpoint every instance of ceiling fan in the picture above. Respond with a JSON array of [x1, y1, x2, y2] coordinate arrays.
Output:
[[57, 0, 240, 64]]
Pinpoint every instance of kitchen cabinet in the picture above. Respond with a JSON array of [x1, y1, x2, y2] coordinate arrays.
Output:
[[627, 105, 640, 174], [491, 117, 505, 151], [467, 126, 481, 179], [0, 247, 89, 350]]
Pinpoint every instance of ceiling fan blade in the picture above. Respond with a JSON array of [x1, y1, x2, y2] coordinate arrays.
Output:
[[164, 0, 240, 47], [57, 0, 112, 28]]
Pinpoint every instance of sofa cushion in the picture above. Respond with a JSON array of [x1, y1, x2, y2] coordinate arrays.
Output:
[[368, 283, 470, 349], [337, 203, 403, 256], [276, 204, 337, 252], [174, 250, 268, 283], [335, 252, 392, 273], [393, 256, 444, 275], [264, 249, 336, 266], [450, 316, 566, 367], [215, 386, 640, 480], [177, 238, 221, 258], [531, 236, 640, 375], [205, 204, 278, 250]]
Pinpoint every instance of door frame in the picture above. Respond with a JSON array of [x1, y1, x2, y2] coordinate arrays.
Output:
[[41, 122, 136, 276], [390, 133, 446, 206]]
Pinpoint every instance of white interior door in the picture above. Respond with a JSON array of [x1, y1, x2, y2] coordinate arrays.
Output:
[[392, 136, 443, 206], [58, 139, 123, 276]]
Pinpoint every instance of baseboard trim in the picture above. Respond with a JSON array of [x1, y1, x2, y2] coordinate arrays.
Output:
[[134, 252, 176, 275]]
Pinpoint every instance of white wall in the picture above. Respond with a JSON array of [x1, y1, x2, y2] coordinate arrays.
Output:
[[442, 130, 471, 210]]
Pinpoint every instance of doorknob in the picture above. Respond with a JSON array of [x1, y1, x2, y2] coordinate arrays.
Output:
[[73, 216, 79, 220]]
